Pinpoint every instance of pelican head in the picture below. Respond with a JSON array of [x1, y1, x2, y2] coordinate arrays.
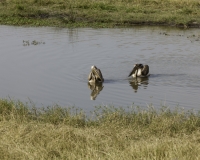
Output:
[[88, 65, 104, 83], [91, 65, 95, 69]]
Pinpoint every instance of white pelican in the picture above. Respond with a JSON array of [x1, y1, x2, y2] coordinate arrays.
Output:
[[128, 64, 150, 78], [88, 65, 104, 83]]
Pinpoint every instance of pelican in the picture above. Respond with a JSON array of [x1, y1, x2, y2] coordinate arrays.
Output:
[[88, 65, 104, 83], [128, 64, 150, 78]]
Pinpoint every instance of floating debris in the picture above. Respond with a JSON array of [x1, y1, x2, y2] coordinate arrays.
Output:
[[31, 40, 45, 45], [23, 40, 30, 46], [23, 40, 45, 46], [159, 32, 184, 36], [159, 32, 200, 43], [187, 34, 200, 42], [159, 32, 169, 36]]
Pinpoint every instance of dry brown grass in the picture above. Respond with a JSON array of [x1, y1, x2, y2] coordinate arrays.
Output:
[[0, 99, 200, 159]]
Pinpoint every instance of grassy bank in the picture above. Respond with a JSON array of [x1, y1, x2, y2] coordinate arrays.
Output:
[[0, 99, 200, 159], [0, 0, 200, 28]]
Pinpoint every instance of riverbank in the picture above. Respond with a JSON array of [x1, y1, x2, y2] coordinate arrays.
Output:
[[0, 98, 200, 159], [0, 0, 200, 28]]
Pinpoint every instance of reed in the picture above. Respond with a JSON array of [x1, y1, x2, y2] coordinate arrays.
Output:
[[0, 98, 200, 159], [0, 0, 200, 27]]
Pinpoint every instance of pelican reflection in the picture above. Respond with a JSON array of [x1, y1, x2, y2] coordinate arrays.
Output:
[[88, 82, 104, 100], [129, 77, 149, 93]]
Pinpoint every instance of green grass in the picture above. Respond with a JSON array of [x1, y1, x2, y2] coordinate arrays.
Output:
[[0, 0, 200, 27], [0, 98, 200, 159]]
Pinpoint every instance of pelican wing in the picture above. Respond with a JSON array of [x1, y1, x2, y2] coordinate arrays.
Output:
[[97, 69, 104, 81], [88, 72, 94, 81], [93, 68, 104, 82], [141, 65, 149, 75], [128, 66, 138, 77]]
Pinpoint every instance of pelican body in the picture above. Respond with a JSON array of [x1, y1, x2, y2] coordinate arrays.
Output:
[[88, 65, 104, 83], [128, 64, 149, 78]]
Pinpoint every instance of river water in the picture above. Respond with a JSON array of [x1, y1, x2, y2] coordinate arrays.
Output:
[[0, 25, 199, 111]]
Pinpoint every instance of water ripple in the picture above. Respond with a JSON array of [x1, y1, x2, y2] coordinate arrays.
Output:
[[0, 25, 200, 110]]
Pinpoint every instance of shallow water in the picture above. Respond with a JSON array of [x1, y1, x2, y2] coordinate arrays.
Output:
[[0, 25, 200, 111]]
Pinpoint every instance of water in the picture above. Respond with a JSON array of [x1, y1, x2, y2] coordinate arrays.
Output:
[[0, 25, 200, 111]]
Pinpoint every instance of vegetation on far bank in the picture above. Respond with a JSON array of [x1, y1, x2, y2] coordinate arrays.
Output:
[[0, 0, 200, 28], [0, 98, 200, 159]]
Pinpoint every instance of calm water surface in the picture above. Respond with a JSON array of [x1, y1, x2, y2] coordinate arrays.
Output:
[[0, 25, 200, 111]]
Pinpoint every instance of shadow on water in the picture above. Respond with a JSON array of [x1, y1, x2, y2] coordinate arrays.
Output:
[[104, 79, 125, 83], [87, 73, 187, 100], [150, 74, 186, 78], [88, 82, 104, 100], [129, 77, 149, 93], [87, 78, 129, 100]]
